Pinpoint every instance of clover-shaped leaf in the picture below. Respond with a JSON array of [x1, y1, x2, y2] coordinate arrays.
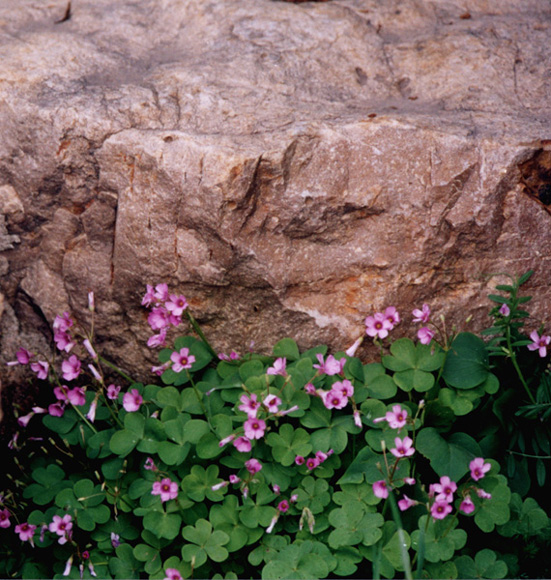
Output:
[[181, 519, 229, 566], [181, 465, 225, 503], [23, 464, 71, 506], [442, 332, 489, 390], [454, 549, 508, 579], [209, 495, 250, 552], [474, 474, 511, 532], [109, 413, 145, 457], [261, 541, 330, 580], [416, 428, 481, 482], [411, 515, 466, 563], [143, 511, 182, 541], [295, 477, 331, 515], [328, 504, 383, 548], [266, 424, 312, 466]]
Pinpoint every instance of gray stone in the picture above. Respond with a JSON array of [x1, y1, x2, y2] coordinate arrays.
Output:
[[0, 0, 550, 386]]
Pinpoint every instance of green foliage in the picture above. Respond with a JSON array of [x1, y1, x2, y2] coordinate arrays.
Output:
[[3, 271, 551, 579]]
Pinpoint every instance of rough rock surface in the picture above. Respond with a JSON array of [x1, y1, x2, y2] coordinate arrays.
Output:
[[1, 0, 551, 397]]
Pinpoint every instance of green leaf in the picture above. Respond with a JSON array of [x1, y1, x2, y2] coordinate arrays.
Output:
[[411, 516, 466, 563], [455, 550, 508, 579], [143, 511, 182, 540], [266, 424, 312, 466], [182, 519, 229, 564], [442, 333, 489, 389], [393, 369, 435, 393], [416, 428, 481, 481], [272, 338, 300, 361]]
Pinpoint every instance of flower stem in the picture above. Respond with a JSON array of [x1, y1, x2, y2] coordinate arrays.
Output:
[[98, 356, 135, 384], [387, 490, 413, 580]]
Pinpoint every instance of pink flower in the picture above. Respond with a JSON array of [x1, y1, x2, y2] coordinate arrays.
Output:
[[48, 402, 65, 417], [432, 476, 457, 502], [323, 389, 348, 410], [404, 477, 416, 485], [469, 457, 491, 481], [142, 285, 156, 307], [67, 387, 86, 406], [334, 379, 354, 398], [313, 354, 345, 376], [165, 294, 188, 317], [154, 283, 169, 303], [273, 484, 281, 495], [15, 522, 36, 543], [61, 355, 81, 381], [267, 357, 287, 376], [53, 312, 73, 332], [263, 394, 282, 413], [460, 496, 475, 514], [54, 331, 75, 353], [290, 494, 298, 503], [229, 475, 240, 484], [245, 458, 262, 474], [384, 307, 401, 329], [148, 306, 170, 331], [63, 555, 73, 576], [417, 327, 435, 345], [295, 455, 305, 465], [277, 500, 290, 513], [431, 500, 453, 520], [86, 400, 97, 423], [107, 384, 121, 400], [412, 304, 431, 324], [211, 481, 229, 491], [353, 410, 362, 428], [365, 312, 393, 339], [239, 393, 261, 418], [233, 436, 252, 452], [164, 568, 183, 580], [527, 330, 551, 358], [151, 478, 178, 502], [18, 412, 35, 428], [498, 303, 510, 317], [376, 405, 408, 430], [243, 418, 266, 440], [430, 500, 453, 520], [147, 329, 167, 348], [304, 383, 317, 395], [54, 386, 69, 402], [398, 494, 417, 511], [476, 488, 492, 500], [49, 514, 73, 543], [306, 457, 320, 471], [345, 337, 363, 357], [219, 434, 236, 447], [83, 339, 98, 360], [373, 480, 389, 499], [123, 388, 143, 412], [31, 360, 49, 380], [390, 436, 415, 458], [151, 362, 170, 376], [170, 348, 195, 372], [266, 515, 278, 534], [277, 405, 299, 417], [315, 451, 328, 463], [144, 457, 157, 471], [6, 347, 34, 366], [0, 509, 10, 528]]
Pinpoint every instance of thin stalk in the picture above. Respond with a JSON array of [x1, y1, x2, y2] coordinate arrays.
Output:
[[387, 490, 413, 580], [186, 311, 218, 358], [505, 326, 536, 404], [98, 356, 135, 384]]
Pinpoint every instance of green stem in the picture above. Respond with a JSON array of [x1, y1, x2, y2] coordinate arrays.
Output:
[[98, 356, 135, 384], [185, 311, 218, 358], [71, 403, 98, 434], [506, 326, 536, 405], [387, 490, 413, 580]]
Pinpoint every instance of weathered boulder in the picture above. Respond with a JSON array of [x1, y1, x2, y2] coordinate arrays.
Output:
[[1, 0, 551, 397]]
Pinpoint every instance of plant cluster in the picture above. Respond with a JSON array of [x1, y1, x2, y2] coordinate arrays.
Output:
[[1, 273, 551, 579]]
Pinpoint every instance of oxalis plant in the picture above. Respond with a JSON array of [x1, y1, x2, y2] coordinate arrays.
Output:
[[2, 272, 551, 579]]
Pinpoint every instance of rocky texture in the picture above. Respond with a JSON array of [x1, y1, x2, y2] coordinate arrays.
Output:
[[1, 0, 551, 393]]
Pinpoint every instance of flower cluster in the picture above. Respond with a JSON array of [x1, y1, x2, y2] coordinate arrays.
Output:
[[365, 307, 400, 339], [295, 449, 334, 471], [142, 283, 188, 349]]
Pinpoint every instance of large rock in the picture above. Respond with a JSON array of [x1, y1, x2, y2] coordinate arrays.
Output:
[[1, 0, 551, 389]]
